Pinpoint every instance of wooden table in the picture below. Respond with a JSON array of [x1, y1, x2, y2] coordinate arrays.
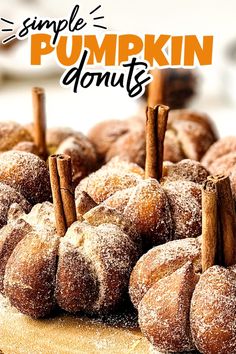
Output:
[[0, 295, 152, 354]]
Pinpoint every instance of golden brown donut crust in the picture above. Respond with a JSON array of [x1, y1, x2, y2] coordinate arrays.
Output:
[[105, 129, 146, 168], [75, 159, 143, 205], [0, 219, 32, 293], [124, 178, 173, 248], [88, 119, 130, 162], [4, 232, 60, 318], [0, 182, 31, 228], [129, 237, 201, 309], [0, 121, 32, 152], [168, 110, 218, 161], [201, 136, 236, 170], [191, 266, 236, 354], [163, 180, 202, 240], [56, 222, 140, 314], [56, 135, 98, 186], [138, 262, 199, 352], [89, 109, 218, 166], [162, 159, 209, 185], [46, 127, 89, 154], [0, 151, 51, 204], [56, 239, 99, 313], [12, 141, 40, 156], [207, 151, 236, 176]]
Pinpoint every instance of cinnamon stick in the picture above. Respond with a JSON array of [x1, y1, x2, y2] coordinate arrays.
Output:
[[49, 154, 77, 236], [157, 105, 169, 180], [208, 174, 236, 267], [202, 174, 236, 271], [32, 87, 47, 160], [57, 155, 77, 228], [201, 179, 218, 272], [145, 105, 169, 180], [148, 69, 165, 107]]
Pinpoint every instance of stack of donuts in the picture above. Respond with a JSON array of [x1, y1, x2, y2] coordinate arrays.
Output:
[[1, 71, 236, 354]]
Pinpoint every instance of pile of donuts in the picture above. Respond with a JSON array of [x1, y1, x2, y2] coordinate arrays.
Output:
[[1, 69, 236, 354]]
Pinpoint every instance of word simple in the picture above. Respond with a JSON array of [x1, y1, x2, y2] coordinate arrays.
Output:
[[31, 34, 213, 67], [18, 5, 87, 45]]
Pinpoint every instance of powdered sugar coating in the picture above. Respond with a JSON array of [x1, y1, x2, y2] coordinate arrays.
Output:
[[0, 121, 32, 152], [201, 136, 236, 169], [0, 202, 56, 294], [4, 231, 60, 318], [56, 221, 140, 314], [21, 202, 56, 235], [123, 178, 172, 248], [0, 182, 31, 228], [106, 128, 146, 168], [138, 262, 199, 352], [164, 129, 185, 162], [163, 180, 202, 240], [207, 151, 236, 176], [88, 119, 130, 162], [105, 157, 145, 177], [75, 159, 144, 205], [0, 151, 51, 204], [12, 141, 40, 156], [191, 266, 236, 354], [162, 159, 209, 185], [101, 175, 202, 249], [129, 237, 201, 309], [83, 204, 141, 246], [56, 135, 98, 186], [2, 197, 141, 318], [0, 219, 32, 293], [168, 109, 218, 161], [56, 233, 99, 313], [46, 126, 88, 154], [103, 188, 134, 214]]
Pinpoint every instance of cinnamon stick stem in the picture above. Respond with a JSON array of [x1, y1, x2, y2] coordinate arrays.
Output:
[[57, 155, 77, 228], [32, 87, 47, 160], [145, 106, 158, 180], [145, 105, 169, 180], [148, 69, 165, 107], [202, 179, 218, 272], [208, 174, 236, 267], [49, 155, 66, 236], [49, 154, 77, 236], [157, 105, 169, 180]]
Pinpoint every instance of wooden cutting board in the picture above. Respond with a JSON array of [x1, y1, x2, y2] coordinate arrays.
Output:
[[0, 295, 152, 354]]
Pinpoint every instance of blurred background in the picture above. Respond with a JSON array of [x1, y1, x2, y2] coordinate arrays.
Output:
[[0, 0, 236, 136]]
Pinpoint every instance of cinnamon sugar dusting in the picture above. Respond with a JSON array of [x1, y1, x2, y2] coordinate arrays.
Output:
[[0, 182, 31, 228], [75, 158, 144, 205], [191, 266, 236, 354], [163, 180, 202, 240], [0, 121, 32, 152], [129, 237, 201, 308], [138, 262, 199, 352], [0, 151, 51, 204]]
